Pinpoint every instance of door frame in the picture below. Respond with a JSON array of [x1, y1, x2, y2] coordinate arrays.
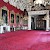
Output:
[[28, 10, 49, 31]]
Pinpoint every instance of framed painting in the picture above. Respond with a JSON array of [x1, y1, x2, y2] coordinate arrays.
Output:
[[16, 13, 20, 24], [2, 9, 7, 24], [11, 14, 14, 23]]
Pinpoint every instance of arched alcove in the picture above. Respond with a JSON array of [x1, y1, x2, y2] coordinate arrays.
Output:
[[1, 6, 9, 24]]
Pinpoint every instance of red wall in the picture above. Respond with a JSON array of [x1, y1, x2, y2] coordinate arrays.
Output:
[[0, 0, 24, 27], [0, 0, 23, 14]]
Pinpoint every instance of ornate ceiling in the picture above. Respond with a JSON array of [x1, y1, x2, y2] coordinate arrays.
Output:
[[3, 0, 50, 11], [3, 0, 27, 11]]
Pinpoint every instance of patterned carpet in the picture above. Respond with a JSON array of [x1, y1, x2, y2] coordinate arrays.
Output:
[[0, 30, 50, 50]]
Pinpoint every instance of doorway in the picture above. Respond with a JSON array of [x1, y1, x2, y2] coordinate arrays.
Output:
[[31, 15, 46, 30], [28, 10, 49, 31], [31, 17, 35, 30], [36, 15, 46, 30]]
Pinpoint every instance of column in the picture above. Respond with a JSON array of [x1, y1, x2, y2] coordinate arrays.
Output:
[[46, 10, 49, 31], [8, 10, 10, 25], [34, 17, 36, 29], [28, 15, 31, 30]]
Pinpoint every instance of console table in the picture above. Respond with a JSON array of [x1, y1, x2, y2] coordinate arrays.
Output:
[[0, 25, 10, 34]]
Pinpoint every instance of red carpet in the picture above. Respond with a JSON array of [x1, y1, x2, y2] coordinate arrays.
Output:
[[0, 30, 50, 50]]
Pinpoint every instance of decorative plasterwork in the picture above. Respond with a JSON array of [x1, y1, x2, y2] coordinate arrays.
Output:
[[35, 0, 44, 4], [3, 0, 27, 11], [3, 0, 50, 11], [1, 6, 8, 10], [34, 0, 50, 6]]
